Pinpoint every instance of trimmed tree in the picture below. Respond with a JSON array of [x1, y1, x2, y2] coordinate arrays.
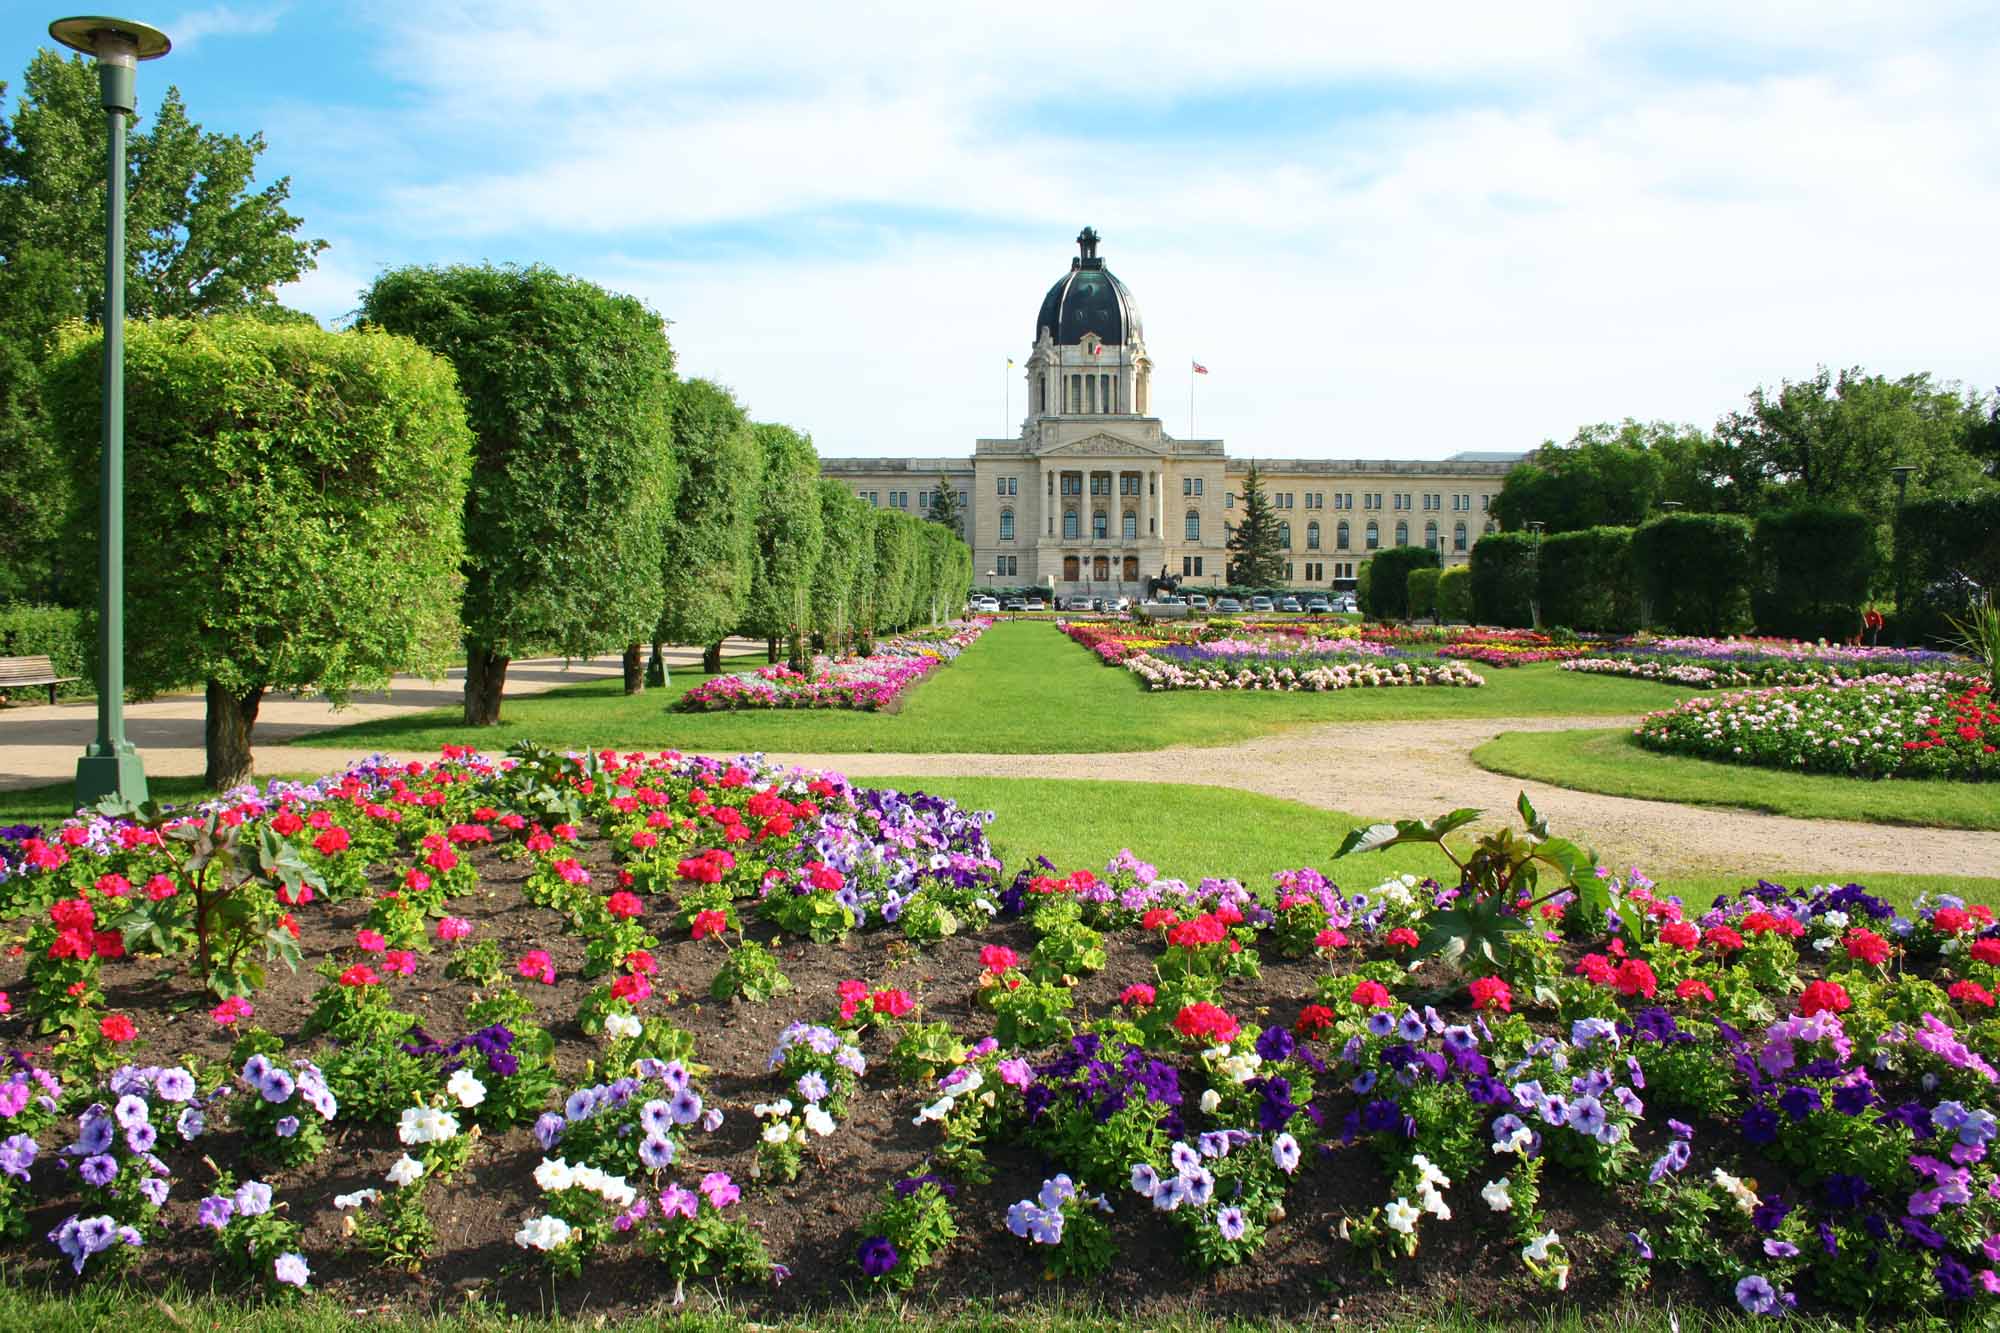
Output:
[[1226, 462, 1286, 588], [847, 502, 882, 651], [1633, 513, 1756, 635], [1538, 527, 1638, 632], [1752, 505, 1879, 641], [1469, 532, 1539, 628], [872, 512, 920, 635], [743, 423, 824, 668], [359, 264, 676, 724], [1405, 567, 1441, 623], [1894, 492, 2000, 644], [1365, 546, 1441, 621], [44, 317, 470, 787], [657, 378, 760, 677], [810, 480, 867, 654], [1437, 564, 1473, 623]]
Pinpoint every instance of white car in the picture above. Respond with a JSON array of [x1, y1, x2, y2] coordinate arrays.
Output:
[[971, 596, 1000, 614], [1186, 594, 1209, 610], [1024, 598, 1045, 611]]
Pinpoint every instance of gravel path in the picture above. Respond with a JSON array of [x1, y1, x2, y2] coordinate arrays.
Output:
[[765, 714, 2000, 880]]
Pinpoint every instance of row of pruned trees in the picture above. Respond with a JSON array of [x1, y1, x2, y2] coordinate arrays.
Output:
[[43, 264, 970, 786]]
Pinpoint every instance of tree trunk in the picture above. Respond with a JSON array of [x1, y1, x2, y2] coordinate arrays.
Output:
[[702, 641, 723, 673], [767, 636, 780, 664], [204, 680, 265, 791], [622, 642, 645, 695], [464, 645, 511, 726], [646, 640, 668, 688]]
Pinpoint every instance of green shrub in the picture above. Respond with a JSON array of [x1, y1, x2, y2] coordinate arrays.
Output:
[[1751, 505, 1879, 641], [1405, 567, 1440, 622], [1364, 546, 1440, 620], [1894, 492, 2000, 646], [1469, 532, 1538, 628], [1538, 527, 1637, 632], [0, 603, 90, 698], [1633, 513, 1755, 635], [1437, 565, 1472, 623]]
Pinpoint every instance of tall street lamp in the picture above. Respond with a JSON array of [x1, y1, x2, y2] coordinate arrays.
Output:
[[50, 15, 171, 807], [1890, 463, 1916, 648]]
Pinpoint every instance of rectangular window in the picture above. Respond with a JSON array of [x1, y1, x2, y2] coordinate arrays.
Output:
[[1225, 492, 1234, 508], [997, 477, 1008, 495], [1182, 557, 1193, 576], [1193, 557, 1203, 576], [1481, 494, 1491, 510], [1286, 563, 1294, 581], [999, 510, 1014, 541], [1183, 477, 1192, 496], [1122, 511, 1137, 540], [1194, 478, 1204, 496]]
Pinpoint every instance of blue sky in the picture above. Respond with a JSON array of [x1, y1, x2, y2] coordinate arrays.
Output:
[[7, 2, 1997, 459]]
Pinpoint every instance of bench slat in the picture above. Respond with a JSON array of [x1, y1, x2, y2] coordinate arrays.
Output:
[[0, 655, 80, 700]]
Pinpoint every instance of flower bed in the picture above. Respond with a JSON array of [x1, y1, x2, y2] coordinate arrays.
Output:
[[677, 619, 990, 712], [1059, 622, 1484, 692], [1565, 636, 1966, 689], [0, 755, 1997, 1322], [1437, 630, 1592, 669], [1634, 673, 2000, 780]]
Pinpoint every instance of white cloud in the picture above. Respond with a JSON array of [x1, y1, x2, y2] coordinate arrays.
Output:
[[306, 3, 1998, 457], [167, 2, 289, 49]]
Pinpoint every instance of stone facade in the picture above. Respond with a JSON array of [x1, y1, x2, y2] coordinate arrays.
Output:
[[822, 230, 1518, 596]]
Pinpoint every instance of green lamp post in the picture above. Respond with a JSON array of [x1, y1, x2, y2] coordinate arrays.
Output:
[[50, 15, 171, 807], [1889, 462, 1916, 648]]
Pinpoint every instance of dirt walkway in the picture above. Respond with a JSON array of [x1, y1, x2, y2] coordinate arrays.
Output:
[[762, 714, 2000, 881]]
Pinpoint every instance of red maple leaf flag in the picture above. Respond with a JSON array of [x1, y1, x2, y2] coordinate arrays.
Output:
[[1192, 360, 1209, 374]]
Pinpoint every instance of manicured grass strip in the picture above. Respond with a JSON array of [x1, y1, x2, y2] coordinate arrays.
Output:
[[289, 622, 1696, 757], [1472, 727, 2000, 832], [873, 775, 2000, 913], [0, 1284, 1869, 1332]]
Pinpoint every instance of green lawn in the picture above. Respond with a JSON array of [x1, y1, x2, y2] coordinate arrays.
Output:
[[1472, 727, 2000, 832], [876, 775, 2000, 913], [286, 621, 1694, 757]]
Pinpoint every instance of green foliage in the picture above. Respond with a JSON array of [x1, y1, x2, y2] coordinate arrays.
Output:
[[925, 474, 967, 538], [989, 976, 1075, 1048], [0, 603, 87, 696], [1491, 424, 1683, 533], [857, 1179, 959, 1289], [845, 501, 882, 643], [1225, 462, 1287, 588], [810, 480, 868, 648], [43, 316, 472, 778], [1751, 505, 1879, 640], [1894, 491, 2000, 645], [741, 423, 824, 646], [1468, 532, 1538, 628], [1436, 564, 1472, 623], [1537, 526, 1637, 632], [1632, 513, 1755, 634], [359, 263, 675, 661], [1364, 546, 1440, 620], [652, 378, 757, 656], [1404, 567, 1440, 622], [710, 938, 792, 1004]]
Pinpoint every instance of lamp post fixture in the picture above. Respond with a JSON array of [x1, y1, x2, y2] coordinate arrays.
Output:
[[1890, 463, 1917, 648], [50, 15, 171, 807], [1525, 521, 1546, 628], [1660, 500, 1684, 515]]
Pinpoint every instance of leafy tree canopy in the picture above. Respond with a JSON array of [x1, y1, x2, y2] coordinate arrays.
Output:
[[658, 378, 760, 650], [742, 422, 825, 641]]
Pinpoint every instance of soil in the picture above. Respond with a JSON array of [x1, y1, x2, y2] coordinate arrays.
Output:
[[0, 832, 1777, 1325]]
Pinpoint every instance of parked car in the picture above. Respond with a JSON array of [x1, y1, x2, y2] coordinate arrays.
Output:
[[1248, 595, 1275, 612], [1279, 596, 1303, 613], [1186, 594, 1209, 610], [1024, 598, 1045, 611], [1065, 595, 1095, 612], [971, 596, 1000, 614], [1214, 597, 1243, 613], [1332, 594, 1358, 613], [1002, 597, 1027, 611], [1305, 596, 1331, 614]]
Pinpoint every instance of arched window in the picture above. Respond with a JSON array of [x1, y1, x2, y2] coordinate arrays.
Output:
[[1365, 521, 1380, 550], [999, 509, 1014, 542], [1036, 375, 1046, 413], [1424, 521, 1438, 550], [1185, 510, 1201, 542], [1484, 520, 1498, 535], [1063, 509, 1079, 540], [1122, 510, 1137, 540], [1307, 521, 1321, 550], [1278, 521, 1291, 548], [1454, 522, 1467, 552], [1336, 520, 1350, 549], [1395, 521, 1409, 547], [1093, 510, 1107, 539]]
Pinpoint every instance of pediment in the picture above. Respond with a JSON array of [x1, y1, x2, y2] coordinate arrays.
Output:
[[1041, 432, 1163, 458]]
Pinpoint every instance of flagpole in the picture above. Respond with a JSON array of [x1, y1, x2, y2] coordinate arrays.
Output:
[[1189, 372, 1195, 440], [1004, 361, 1009, 436]]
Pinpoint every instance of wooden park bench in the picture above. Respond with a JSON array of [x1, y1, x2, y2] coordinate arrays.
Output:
[[0, 654, 79, 705]]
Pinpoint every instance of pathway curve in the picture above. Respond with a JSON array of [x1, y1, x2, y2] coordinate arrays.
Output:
[[763, 714, 2000, 880]]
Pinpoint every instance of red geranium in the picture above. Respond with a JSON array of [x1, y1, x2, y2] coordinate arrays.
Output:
[[339, 963, 381, 987], [99, 1014, 136, 1043], [871, 989, 915, 1018], [1469, 975, 1512, 1013], [1843, 929, 1892, 967], [611, 973, 653, 1003], [1294, 1004, 1336, 1038], [1385, 926, 1421, 949], [1949, 979, 1996, 1008], [1348, 980, 1394, 1009], [1933, 907, 1973, 934], [1315, 928, 1349, 949], [1141, 908, 1179, 931], [690, 910, 728, 940], [1675, 978, 1716, 1003], [1970, 938, 2000, 967], [1657, 921, 1699, 951], [1702, 925, 1746, 952], [1173, 1002, 1240, 1043], [605, 891, 645, 919], [1119, 983, 1157, 1007], [1798, 979, 1852, 1017], [1574, 953, 1617, 985], [979, 945, 1019, 974]]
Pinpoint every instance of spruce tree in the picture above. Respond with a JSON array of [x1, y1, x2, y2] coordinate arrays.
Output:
[[926, 473, 967, 537], [1226, 461, 1287, 588]]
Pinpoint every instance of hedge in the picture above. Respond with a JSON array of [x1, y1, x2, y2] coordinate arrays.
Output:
[[1364, 546, 1440, 620], [1894, 491, 2000, 646], [0, 603, 90, 700], [1405, 567, 1441, 622], [1751, 505, 1879, 641], [1633, 513, 1755, 635], [1538, 526, 1638, 632], [1437, 565, 1472, 623], [1469, 532, 1538, 628]]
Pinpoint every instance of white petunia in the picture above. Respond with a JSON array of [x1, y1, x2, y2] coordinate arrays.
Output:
[[603, 1011, 642, 1041], [1482, 1178, 1513, 1212], [445, 1069, 486, 1109], [386, 1154, 425, 1187], [514, 1214, 572, 1251], [532, 1158, 575, 1192], [333, 1189, 379, 1210], [1199, 1089, 1221, 1115], [803, 1103, 835, 1137], [1522, 1229, 1561, 1263], [762, 1122, 792, 1145], [1384, 1197, 1420, 1235]]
